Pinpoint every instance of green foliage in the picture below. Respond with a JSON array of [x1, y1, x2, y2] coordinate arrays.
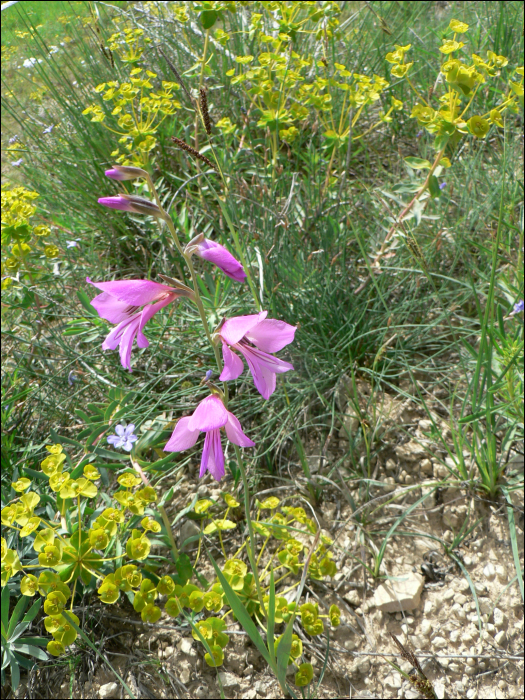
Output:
[[1, 587, 48, 692]]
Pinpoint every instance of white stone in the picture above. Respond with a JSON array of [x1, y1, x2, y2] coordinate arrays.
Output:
[[395, 440, 427, 463], [99, 683, 119, 699], [384, 673, 402, 690], [455, 593, 467, 606], [493, 608, 507, 629], [479, 597, 492, 615], [432, 636, 447, 649], [420, 458, 433, 475], [495, 565, 507, 582], [180, 661, 192, 684], [423, 600, 434, 614], [194, 685, 209, 699], [483, 563, 496, 580], [449, 629, 461, 643], [449, 663, 461, 673], [494, 631, 507, 647], [179, 520, 200, 551], [179, 637, 194, 655], [372, 573, 425, 613], [420, 619, 432, 637], [443, 588, 455, 601], [434, 681, 446, 699], [218, 672, 240, 689]]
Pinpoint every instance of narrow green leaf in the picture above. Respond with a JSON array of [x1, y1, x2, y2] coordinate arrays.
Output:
[[208, 551, 272, 667], [7, 597, 29, 639]]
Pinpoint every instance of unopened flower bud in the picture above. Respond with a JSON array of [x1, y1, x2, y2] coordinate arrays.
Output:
[[105, 165, 148, 181], [98, 194, 163, 217]]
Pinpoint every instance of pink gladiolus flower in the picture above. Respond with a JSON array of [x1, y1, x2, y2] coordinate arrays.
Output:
[[218, 311, 296, 399], [87, 278, 192, 371], [164, 395, 254, 481], [186, 234, 246, 283]]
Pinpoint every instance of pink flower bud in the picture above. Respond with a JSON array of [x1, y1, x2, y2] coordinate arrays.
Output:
[[105, 165, 148, 181]]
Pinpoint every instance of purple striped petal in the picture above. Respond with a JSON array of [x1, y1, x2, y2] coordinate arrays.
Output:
[[200, 429, 225, 481], [245, 318, 296, 353], [219, 342, 244, 381], [225, 412, 255, 447], [237, 344, 293, 400], [220, 311, 267, 346], [197, 239, 247, 283], [188, 395, 228, 432]]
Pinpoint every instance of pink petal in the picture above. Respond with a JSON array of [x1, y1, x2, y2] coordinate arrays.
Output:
[[118, 316, 142, 371], [225, 412, 255, 448], [197, 240, 247, 282], [245, 318, 297, 353], [164, 417, 200, 452], [90, 291, 135, 324], [219, 342, 244, 381], [200, 429, 225, 481], [220, 311, 268, 346], [238, 345, 293, 400], [136, 296, 174, 347], [87, 277, 176, 306], [102, 312, 141, 350], [188, 395, 228, 432]]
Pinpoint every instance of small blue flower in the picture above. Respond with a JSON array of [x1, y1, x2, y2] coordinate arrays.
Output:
[[107, 424, 137, 451], [511, 299, 524, 315], [439, 182, 447, 190], [43, 125, 54, 134], [205, 369, 213, 381], [66, 240, 80, 248], [68, 371, 77, 387], [11, 158, 23, 167], [9, 135, 19, 145]]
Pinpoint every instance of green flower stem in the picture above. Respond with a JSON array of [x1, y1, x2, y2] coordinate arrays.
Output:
[[234, 444, 266, 615], [354, 144, 447, 294], [132, 458, 179, 561]]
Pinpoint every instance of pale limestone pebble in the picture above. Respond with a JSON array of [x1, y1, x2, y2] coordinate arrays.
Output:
[[178, 637, 195, 655], [194, 685, 209, 699], [179, 660, 192, 684], [494, 630, 507, 647], [452, 603, 466, 621], [420, 458, 433, 475], [408, 634, 428, 650], [483, 562, 496, 580], [432, 636, 447, 649], [394, 440, 428, 463], [225, 652, 246, 675], [434, 681, 446, 699], [442, 587, 455, 601], [385, 458, 397, 472], [217, 672, 240, 690], [493, 607, 508, 629], [495, 564, 507, 582], [420, 619, 432, 636], [384, 673, 402, 690], [423, 600, 434, 614], [457, 578, 470, 593], [455, 593, 467, 605], [372, 573, 424, 613], [449, 628, 461, 643], [98, 683, 119, 699], [479, 597, 492, 615], [448, 662, 461, 674]]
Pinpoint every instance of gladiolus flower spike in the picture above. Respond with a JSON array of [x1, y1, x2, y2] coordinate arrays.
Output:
[[218, 311, 296, 399], [87, 278, 193, 371], [164, 395, 254, 481]]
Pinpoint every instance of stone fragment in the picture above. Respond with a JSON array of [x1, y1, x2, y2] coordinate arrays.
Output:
[[483, 563, 496, 580], [218, 672, 240, 689], [99, 683, 119, 699], [384, 673, 402, 690], [344, 589, 361, 606], [395, 440, 427, 463], [431, 636, 447, 651], [493, 608, 507, 630], [352, 657, 370, 674], [420, 458, 433, 475], [372, 573, 424, 613], [494, 630, 507, 647], [194, 686, 209, 699], [178, 637, 194, 655], [443, 588, 455, 601], [495, 565, 507, 582], [179, 660, 191, 684]]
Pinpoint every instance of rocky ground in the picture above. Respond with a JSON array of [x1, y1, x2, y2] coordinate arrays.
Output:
[[9, 382, 524, 699]]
